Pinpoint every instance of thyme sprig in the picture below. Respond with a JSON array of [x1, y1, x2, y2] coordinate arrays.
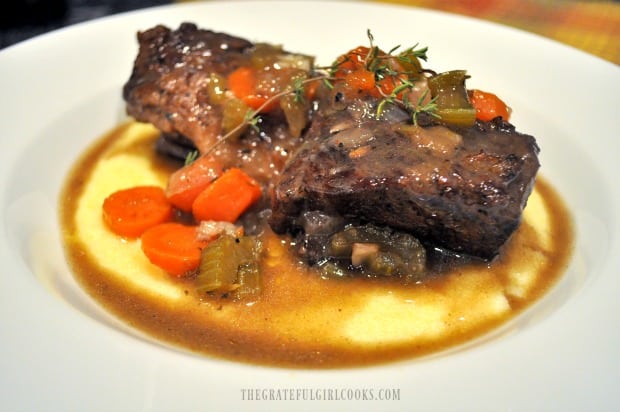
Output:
[[291, 76, 308, 104], [202, 75, 328, 156], [200, 30, 434, 157], [376, 80, 415, 118], [410, 90, 440, 126], [376, 83, 439, 126], [364, 30, 428, 78], [358, 30, 437, 123], [184, 149, 199, 166], [399, 43, 429, 62]]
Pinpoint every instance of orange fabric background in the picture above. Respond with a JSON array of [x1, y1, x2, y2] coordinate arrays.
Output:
[[374, 0, 619, 64]]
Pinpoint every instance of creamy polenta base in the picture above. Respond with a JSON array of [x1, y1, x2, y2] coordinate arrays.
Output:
[[59, 121, 573, 368]]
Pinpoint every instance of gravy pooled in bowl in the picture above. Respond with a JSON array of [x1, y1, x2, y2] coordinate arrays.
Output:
[[59, 121, 573, 368]]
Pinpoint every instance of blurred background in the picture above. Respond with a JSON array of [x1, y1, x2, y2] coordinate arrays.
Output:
[[1, 0, 618, 64], [0, 0, 172, 48]]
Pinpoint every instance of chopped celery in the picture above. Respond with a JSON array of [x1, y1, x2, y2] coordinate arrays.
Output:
[[196, 235, 262, 299], [196, 235, 239, 293], [428, 70, 476, 127], [325, 224, 426, 280]]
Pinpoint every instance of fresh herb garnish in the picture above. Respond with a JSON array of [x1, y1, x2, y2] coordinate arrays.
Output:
[[184, 150, 199, 166], [204, 30, 434, 155]]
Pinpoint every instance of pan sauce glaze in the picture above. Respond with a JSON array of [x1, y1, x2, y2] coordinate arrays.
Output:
[[59, 121, 573, 368]]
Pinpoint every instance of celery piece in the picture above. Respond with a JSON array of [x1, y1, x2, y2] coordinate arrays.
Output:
[[428, 70, 476, 127], [196, 235, 239, 293]]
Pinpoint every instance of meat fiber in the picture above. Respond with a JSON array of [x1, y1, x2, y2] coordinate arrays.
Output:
[[269, 98, 540, 260], [122, 23, 253, 153], [122, 23, 312, 190]]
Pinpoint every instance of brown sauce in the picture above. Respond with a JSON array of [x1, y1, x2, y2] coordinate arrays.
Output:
[[59, 121, 574, 368]]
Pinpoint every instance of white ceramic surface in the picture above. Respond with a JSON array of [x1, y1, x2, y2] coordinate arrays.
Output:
[[1, 1, 618, 411]]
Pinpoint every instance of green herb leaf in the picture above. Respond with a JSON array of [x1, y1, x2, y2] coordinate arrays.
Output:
[[184, 150, 199, 166]]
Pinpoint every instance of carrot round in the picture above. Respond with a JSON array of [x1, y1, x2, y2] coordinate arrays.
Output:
[[192, 167, 262, 223], [166, 155, 224, 212], [334, 46, 406, 98], [344, 69, 375, 92], [469, 89, 511, 122], [334, 46, 371, 75], [227, 66, 273, 112], [102, 186, 172, 238], [140, 223, 210, 277]]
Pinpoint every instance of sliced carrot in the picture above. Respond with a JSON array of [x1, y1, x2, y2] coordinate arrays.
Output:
[[102, 186, 172, 238], [228, 66, 256, 98], [334, 46, 371, 75], [166, 155, 224, 212], [334, 46, 407, 98], [344, 69, 376, 92], [192, 167, 262, 223], [469, 89, 511, 122], [227, 66, 274, 112], [375, 72, 408, 99], [140, 223, 210, 277]]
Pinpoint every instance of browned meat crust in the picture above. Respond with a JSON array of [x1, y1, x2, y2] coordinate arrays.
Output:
[[122, 23, 540, 260], [122, 22, 253, 153], [269, 100, 540, 260]]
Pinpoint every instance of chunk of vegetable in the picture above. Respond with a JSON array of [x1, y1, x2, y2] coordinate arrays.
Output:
[[140, 223, 210, 277], [227, 66, 266, 112], [191, 167, 262, 223], [469, 89, 511, 121], [227, 64, 315, 117], [344, 69, 376, 92], [280, 70, 317, 137], [165, 155, 224, 212], [351, 242, 380, 266], [428, 70, 477, 127], [221, 97, 251, 138], [280, 92, 309, 138], [196, 235, 239, 292], [333, 46, 408, 99], [249, 43, 313, 72], [196, 220, 243, 242], [324, 224, 426, 280], [102, 186, 173, 238], [333, 46, 371, 74], [196, 234, 262, 298], [227, 66, 281, 112]]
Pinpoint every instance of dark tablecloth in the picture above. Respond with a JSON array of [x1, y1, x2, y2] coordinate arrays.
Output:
[[0, 0, 171, 49]]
